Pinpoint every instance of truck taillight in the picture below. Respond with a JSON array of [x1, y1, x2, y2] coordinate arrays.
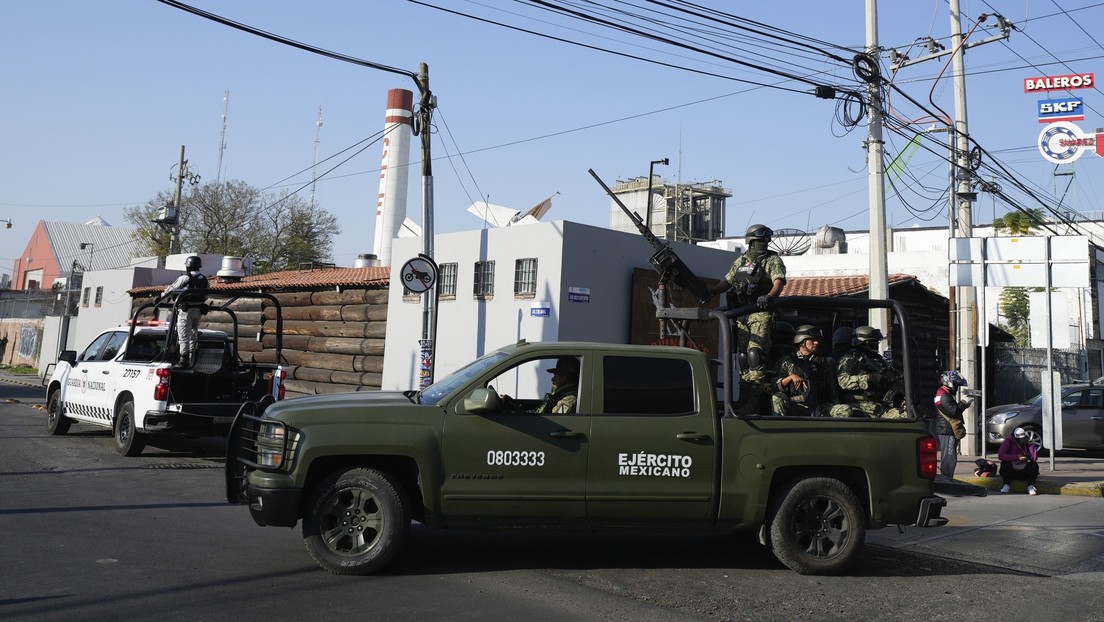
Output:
[[154, 367, 170, 401], [918, 435, 938, 480]]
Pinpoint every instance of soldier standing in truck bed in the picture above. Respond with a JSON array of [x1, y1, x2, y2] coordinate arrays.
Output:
[[709, 224, 786, 384]]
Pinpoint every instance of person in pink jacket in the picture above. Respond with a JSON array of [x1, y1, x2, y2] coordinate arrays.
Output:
[[997, 427, 1040, 495]]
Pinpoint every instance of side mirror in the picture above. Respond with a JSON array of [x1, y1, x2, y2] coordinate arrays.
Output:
[[462, 387, 501, 413], [59, 350, 77, 365]]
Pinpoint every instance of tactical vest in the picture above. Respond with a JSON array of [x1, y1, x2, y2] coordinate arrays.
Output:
[[181, 271, 209, 304]]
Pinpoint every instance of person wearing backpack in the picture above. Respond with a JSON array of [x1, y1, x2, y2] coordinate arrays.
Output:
[[160, 255, 209, 368]]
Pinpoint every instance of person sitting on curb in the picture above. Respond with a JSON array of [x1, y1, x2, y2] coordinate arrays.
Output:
[[997, 426, 1040, 495]]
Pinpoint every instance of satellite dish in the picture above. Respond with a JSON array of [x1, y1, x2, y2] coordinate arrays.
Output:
[[770, 228, 811, 255]]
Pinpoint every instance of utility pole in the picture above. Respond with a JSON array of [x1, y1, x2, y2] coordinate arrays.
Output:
[[890, 5, 1010, 454], [171, 145, 186, 255], [865, 0, 890, 336], [949, 0, 980, 454]]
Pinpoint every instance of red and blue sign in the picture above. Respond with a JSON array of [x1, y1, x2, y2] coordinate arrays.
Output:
[[1038, 97, 1085, 123]]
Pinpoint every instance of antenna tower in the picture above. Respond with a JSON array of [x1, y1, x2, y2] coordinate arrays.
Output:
[[311, 105, 323, 208], [216, 90, 229, 183]]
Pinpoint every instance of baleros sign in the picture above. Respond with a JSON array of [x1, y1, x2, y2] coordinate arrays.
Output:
[[1024, 73, 1094, 92]]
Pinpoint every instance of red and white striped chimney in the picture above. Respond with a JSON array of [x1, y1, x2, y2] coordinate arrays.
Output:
[[372, 88, 414, 267]]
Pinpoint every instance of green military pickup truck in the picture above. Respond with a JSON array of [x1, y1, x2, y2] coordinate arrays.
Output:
[[226, 296, 946, 576]]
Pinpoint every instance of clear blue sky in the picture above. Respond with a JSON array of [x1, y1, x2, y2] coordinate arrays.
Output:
[[2, 0, 1102, 273]]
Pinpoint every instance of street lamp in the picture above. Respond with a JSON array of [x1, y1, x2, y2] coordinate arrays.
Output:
[[79, 242, 94, 271], [645, 158, 669, 233], [2, 218, 10, 229]]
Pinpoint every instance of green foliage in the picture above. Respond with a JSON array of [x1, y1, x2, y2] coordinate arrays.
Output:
[[998, 287, 1030, 345], [124, 181, 341, 274], [991, 209, 1044, 235]]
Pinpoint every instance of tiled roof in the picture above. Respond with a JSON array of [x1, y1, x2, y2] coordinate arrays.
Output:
[[129, 266, 390, 295], [781, 274, 918, 297]]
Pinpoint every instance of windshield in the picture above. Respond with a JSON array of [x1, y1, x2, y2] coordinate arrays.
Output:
[[419, 351, 510, 405]]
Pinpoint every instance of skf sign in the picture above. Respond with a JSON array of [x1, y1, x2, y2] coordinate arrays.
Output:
[[1024, 73, 1094, 92], [1038, 97, 1085, 123]]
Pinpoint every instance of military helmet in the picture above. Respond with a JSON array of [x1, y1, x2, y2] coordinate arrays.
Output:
[[793, 324, 823, 345], [940, 370, 967, 389], [745, 224, 773, 244], [185, 255, 202, 271], [852, 326, 883, 346], [832, 327, 854, 348]]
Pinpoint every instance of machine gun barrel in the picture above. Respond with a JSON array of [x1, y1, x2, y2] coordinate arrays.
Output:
[[588, 169, 712, 305]]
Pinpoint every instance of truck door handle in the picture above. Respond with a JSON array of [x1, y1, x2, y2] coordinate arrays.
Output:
[[549, 430, 585, 438], [676, 433, 710, 442], [102, 370, 110, 374], [1091, 416, 1103, 421]]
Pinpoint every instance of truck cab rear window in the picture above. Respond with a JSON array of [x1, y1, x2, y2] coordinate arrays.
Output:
[[602, 356, 694, 415]]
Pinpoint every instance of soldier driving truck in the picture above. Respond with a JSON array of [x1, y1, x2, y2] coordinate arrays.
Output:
[[224, 171, 947, 578]]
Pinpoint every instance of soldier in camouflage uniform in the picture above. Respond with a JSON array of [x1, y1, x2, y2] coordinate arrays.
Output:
[[709, 224, 786, 385], [835, 326, 906, 418], [771, 325, 843, 416]]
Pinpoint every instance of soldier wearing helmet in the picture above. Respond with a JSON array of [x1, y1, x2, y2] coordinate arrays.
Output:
[[708, 224, 786, 385], [160, 255, 210, 368], [933, 370, 971, 477], [835, 326, 906, 418], [770, 325, 842, 417]]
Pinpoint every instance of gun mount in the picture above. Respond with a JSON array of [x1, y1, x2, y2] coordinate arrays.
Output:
[[588, 169, 712, 306]]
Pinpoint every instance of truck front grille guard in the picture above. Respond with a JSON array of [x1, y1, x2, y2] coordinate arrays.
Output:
[[225, 399, 288, 503]]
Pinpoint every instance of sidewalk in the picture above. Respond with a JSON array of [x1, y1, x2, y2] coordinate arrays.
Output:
[[939, 451, 1104, 498], [0, 370, 42, 388]]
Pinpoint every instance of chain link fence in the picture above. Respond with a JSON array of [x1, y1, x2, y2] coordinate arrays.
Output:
[[991, 345, 1097, 405]]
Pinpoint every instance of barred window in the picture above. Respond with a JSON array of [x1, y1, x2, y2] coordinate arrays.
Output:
[[473, 261, 495, 299], [82, 287, 91, 307], [94, 286, 104, 307], [514, 258, 538, 298], [438, 262, 457, 299]]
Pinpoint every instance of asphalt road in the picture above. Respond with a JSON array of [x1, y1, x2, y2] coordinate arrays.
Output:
[[3, 380, 1104, 621]]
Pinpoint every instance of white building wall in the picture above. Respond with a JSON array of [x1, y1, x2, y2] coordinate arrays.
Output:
[[72, 265, 180, 349], [382, 220, 735, 390]]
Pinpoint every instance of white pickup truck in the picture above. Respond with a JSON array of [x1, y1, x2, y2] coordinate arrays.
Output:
[[43, 290, 285, 456]]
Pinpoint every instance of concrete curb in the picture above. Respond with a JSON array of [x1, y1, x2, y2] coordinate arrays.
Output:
[[955, 474, 1104, 498], [0, 374, 41, 389]]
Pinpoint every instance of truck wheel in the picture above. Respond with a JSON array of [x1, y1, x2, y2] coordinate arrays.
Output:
[[302, 468, 411, 576], [46, 391, 71, 435], [113, 401, 146, 457], [768, 477, 866, 575]]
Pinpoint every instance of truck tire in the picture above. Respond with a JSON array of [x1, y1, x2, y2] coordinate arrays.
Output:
[[767, 477, 866, 575], [113, 400, 146, 457], [46, 391, 71, 435], [302, 468, 411, 576]]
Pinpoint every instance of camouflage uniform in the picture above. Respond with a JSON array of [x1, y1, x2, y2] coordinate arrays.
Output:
[[540, 382, 578, 414], [770, 350, 841, 416], [835, 346, 906, 418], [724, 251, 786, 382]]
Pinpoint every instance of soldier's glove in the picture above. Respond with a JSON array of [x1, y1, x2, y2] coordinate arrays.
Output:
[[756, 294, 771, 309]]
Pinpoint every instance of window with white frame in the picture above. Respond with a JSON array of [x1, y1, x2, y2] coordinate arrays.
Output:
[[473, 260, 495, 299], [82, 287, 91, 307], [514, 258, 537, 298], [94, 286, 104, 307]]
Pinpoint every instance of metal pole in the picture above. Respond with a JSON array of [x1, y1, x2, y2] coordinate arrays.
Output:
[[171, 145, 186, 255], [865, 0, 890, 334], [417, 63, 438, 386], [645, 158, 668, 233], [950, 0, 979, 454]]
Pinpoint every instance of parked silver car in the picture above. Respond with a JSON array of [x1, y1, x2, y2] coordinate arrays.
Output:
[[986, 383, 1104, 449]]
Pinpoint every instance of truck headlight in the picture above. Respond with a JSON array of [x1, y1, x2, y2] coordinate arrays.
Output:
[[988, 412, 1018, 425], [257, 422, 288, 468]]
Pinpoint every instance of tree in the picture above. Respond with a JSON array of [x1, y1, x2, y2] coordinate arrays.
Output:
[[124, 180, 341, 274], [991, 208, 1044, 235], [998, 287, 1031, 346]]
